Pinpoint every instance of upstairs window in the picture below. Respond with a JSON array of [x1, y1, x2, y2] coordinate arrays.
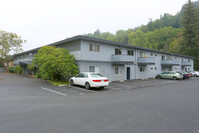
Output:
[[182, 58, 184, 62], [127, 50, 134, 56], [89, 44, 100, 52], [188, 59, 190, 62], [139, 52, 145, 57], [150, 53, 154, 56], [29, 53, 33, 59], [115, 48, 122, 55], [162, 55, 166, 60]]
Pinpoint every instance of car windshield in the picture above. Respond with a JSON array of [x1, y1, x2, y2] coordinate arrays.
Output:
[[90, 73, 103, 77]]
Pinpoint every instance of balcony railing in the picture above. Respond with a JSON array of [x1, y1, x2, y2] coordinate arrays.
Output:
[[161, 60, 181, 66], [111, 55, 134, 64], [138, 57, 155, 65], [181, 61, 192, 66]]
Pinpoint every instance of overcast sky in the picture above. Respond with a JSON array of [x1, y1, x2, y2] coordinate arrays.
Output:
[[0, 0, 191, 52]]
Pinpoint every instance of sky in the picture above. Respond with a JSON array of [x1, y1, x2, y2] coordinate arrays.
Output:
[[0, 0, 192, 52]]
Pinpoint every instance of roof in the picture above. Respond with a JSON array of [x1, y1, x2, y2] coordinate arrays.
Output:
[[14, 35, 195, 59]]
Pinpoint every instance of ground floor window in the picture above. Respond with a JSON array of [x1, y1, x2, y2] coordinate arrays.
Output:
[[89, 66, 100, 73], [140, 66, 145, 72], [114, 66, 123, 75]]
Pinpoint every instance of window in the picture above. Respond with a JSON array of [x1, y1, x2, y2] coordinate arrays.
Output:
[[89, 66, 100, 73], [182, 58, 184, 62], [155, 54, 157, 56], [150, 53, 154, 56], [76, 73, 85, 78], [139, 52, 145, 57], [162, 55, 166, 60], [89, 44, 100, 52], [127, 50, 134, 56], [29, 53, 33, 59], [155, 67, 157, 70], [140, 66, 145, 72], [115, 66, 123, 75], [188, 59, 190, 62], [90, 73, 103, 77], [115, 48, 122, 55], [151, 67, 153, 70]]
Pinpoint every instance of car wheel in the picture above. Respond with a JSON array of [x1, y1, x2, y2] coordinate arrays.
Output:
[[194, 74, 197, 77], [173, 76, 177, 80], [70, 80, 74, 86], [85, 82, 90, 90], [157, 75, 161, 79]]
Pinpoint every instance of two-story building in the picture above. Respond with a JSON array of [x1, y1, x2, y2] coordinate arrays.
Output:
[[14, 35, 194, 81]]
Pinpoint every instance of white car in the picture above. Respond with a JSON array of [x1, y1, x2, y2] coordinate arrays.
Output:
[[69, 72, 109, 89], [188, 71, 199, 77]]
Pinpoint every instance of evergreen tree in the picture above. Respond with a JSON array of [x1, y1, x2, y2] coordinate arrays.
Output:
[[181, 0, 196, 56]]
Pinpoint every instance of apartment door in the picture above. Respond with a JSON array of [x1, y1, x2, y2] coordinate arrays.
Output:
[[127, 67, 130, 80]]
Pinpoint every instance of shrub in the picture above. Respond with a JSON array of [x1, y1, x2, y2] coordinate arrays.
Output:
[[27, 64, 35, 75], [8, 67, 15, 73], [15, 65, 23, 74], [33, 46, 79, 81]]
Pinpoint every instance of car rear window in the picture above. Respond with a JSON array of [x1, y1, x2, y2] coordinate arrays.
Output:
[[90, 73, 103, 77]]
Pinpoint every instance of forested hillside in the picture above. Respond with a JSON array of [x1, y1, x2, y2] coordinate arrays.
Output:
[[86, 0, 199, 70]]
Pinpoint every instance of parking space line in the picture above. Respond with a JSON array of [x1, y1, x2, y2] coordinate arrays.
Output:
[[41, 87, 67, 96]]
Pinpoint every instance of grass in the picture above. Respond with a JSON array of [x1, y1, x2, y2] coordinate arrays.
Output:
[[48, 80, 69, 86]]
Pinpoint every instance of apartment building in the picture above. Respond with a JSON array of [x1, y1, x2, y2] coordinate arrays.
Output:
[[14, 35, 194, 81]]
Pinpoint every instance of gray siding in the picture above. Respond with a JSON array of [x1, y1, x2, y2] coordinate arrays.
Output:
[[13, 36, 194, 82]]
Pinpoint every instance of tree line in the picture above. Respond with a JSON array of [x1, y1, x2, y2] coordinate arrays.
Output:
[[87, 0, 199, 70]]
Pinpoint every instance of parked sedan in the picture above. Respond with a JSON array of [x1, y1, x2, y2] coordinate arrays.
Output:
[[155, 71, 183, 80], [69, 72, 109, 89], [188, 71, 199, 77], [176, 72, 189, 79]]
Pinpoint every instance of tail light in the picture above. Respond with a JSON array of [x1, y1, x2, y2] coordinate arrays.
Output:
[[92, 80, 101, 82], [104, 79, 109, 82]]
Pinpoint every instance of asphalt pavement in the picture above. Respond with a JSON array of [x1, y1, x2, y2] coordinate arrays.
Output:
[[0, 72, 199, 133]]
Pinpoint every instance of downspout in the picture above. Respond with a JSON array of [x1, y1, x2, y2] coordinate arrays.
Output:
[[135, 48, 137, 80]]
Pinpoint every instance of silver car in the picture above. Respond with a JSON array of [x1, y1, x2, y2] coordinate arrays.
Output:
[[156, 71, 183, 80]]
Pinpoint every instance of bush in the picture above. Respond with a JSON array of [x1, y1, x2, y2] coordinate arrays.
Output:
[[15, 65, 23, 74], [34, 72, 40, 78], [33, 46, 79, 81], [27, 64, 35, 75], [8, 67, 15, 73]]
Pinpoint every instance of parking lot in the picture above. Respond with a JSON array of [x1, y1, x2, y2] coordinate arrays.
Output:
[[0, 72, 196, 96], [1, 72, 199, 133]]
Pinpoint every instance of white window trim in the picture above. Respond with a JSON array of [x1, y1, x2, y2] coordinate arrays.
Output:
[[89, 66, 100, 73], [114, 66, 123, 76], [140, 66, 146, 73], [89, 44, 100, 52]]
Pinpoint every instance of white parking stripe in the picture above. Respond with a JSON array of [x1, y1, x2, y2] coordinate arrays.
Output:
[[41, 87, 67, 96]]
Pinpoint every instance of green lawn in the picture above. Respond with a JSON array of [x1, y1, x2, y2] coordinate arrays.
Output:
[[48, 80, 69, 86]]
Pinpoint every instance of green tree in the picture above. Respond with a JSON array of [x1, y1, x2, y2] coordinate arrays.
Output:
[[0, 30, 25, 71], [33, 46, 79, 81], [181, 0, 196, 56]]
